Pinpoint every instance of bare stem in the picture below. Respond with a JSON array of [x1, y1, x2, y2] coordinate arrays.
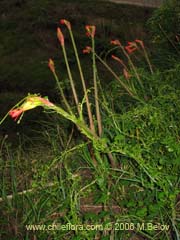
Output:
[[61, 45, 81, 115], [68, 29, 95, 133], [92, 38, 102, 137], [142, 47, 154, 74], [53, 71, 72, 113]]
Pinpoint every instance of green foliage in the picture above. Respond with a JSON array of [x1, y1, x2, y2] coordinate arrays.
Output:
[[148, 0, 180, 45], [2, 64, 180, 239], [147, 0, 180, 68]]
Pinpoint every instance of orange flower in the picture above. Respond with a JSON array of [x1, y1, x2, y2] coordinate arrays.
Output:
[[57, 27, 64, 46], [85, 25, 96, 38], [60, 19, 71, 30], [48, 58, 55, 73], [83, 46, 92, 54], [110, 39, 121, 46]]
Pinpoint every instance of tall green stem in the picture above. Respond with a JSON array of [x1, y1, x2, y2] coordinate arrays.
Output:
[[142, 47, 154, 74], [68, 29, 95, 133], [61, 45, 81, 115], [92, 38, 102, 137]]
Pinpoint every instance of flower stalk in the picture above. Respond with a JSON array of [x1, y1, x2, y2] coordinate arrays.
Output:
[[57, 27, 81, 115], [60, 20, 95, 133], [90, 27, 102, 137]]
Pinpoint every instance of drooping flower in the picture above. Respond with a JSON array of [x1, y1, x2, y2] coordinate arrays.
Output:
[[85, 25, 96, 38], [125, 41, 137, 54], [110, 39, 121, 46], [111, 55, 128, 70], [111, 54, 124, 64], [60, 19, 71, 30], [48, 58, 55, 73], [57, 27, 64, 46], [82, 46, 92, 54], [9, 95, 54, 121]]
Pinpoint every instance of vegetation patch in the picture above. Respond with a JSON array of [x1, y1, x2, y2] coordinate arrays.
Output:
[[0, 1, 180, 239]]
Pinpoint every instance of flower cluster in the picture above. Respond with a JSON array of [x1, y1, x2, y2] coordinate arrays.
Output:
[[125, 39, 145, 53], [8, 19, 145, 126], [111, 39, 144, 54]]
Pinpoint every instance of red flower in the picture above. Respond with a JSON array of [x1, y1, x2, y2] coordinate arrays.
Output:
[[85, 25, 96, 38], [60, 19, 71, 30], [48, 58, 55, 73], [57, 27, 64, 46], [83, 46, 92, 54], [110, 39, 121, 46], [9, 109, 23, 121], [125, 41, 137, 54], [9, 96, 54, 121], [125, 45, 137, 54]]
